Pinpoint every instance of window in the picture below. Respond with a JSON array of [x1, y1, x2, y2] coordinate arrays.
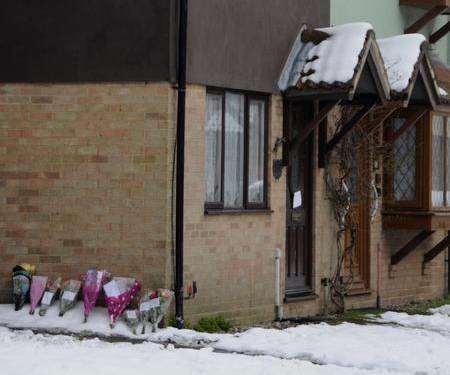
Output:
[[205, 89, 268, 211], [393, 117, 417, 202], [431, 115, 450, 207], [384, 111, 450, 230], [432, 116, 445, 206], [387, 112, 450, 208]]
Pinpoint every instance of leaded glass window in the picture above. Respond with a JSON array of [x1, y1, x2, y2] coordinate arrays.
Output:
[[393, 118, 416, 201], [432, 116, 445, 207]]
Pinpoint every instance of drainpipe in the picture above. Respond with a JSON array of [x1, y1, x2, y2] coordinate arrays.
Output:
[[175, 0, 188, 329], [275, 248, 283, 321], [376, 243, 381, 310]]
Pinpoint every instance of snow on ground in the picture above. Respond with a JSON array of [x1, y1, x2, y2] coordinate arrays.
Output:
[[2, 303, 450, 374], [430, 305, 450, 315], [0, 327, 407, 375], [376, 305, 450, 335], [213, 322, 450, 374], [0, 303, 220, 347]]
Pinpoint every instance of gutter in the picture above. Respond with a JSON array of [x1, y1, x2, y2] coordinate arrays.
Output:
[[175, 0, 188, 329]]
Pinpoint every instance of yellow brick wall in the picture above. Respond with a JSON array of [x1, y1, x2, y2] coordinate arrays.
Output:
[[1, 82, 446, 322], [182, 86, 286, 325], [181, 90, 447, 323], [0, 83, 174, 301], [284, 107, 448, 317]]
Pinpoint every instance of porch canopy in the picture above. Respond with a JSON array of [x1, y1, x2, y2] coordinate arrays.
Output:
[[378, 33, 446, 111], [278, 22, 450, 266], [277, 22, 450, 155], [278, 22, 391, 104]]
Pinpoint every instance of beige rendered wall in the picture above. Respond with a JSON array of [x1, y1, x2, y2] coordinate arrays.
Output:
[[0, 82, 174, 302]]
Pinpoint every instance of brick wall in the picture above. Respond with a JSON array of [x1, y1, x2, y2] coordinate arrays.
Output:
[[1, 83, 446, 323], [0, 83, 174, 301], [182, 86, 286, 325], [284, 107, 447, 318], [181, 92, 447, 324]]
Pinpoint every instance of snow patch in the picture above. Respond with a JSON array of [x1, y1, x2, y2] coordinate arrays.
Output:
[[0, 303, 219, 347], [212, 322, 450, 374], [430, 304, 450, 315], [279, 22, 373, 90], [377, 306, 450, 335], [378, 34, 425, 93], [0, 326, 406, 375]]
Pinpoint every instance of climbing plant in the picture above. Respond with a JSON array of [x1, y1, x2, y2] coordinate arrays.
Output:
[[324, 105, 391, 313]]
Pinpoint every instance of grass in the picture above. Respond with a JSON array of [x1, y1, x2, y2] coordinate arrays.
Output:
[[167, 316, 191, 330], [327, 308, 384, 325], [390, 295, 450, 316], [167, 315, 232, 333], [327, 295, 450, 325], [194, 315, 232, 333]]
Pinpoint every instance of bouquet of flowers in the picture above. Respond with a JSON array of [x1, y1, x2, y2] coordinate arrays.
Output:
[[29, 276, 48, 314], [59, 279, 81, 316], [103, 277, 141, 328], [12, 264, 35, 311], [81, 269, 110, 322], [39, 277, 61, 316], [139, 289, 173, 334], [123, 309, 140, 335]]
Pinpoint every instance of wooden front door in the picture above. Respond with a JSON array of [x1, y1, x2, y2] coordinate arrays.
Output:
[[285, 103, 313, 295], [345, 138, 371, 291]]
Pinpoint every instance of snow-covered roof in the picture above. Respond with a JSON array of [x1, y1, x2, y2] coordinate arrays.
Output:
[[278, 22, 374, 92], [378, 34, 426, 95], [278, 22, 449, 111]]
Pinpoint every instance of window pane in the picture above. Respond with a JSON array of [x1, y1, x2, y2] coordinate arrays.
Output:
[[393, 118, 416, 201], [205, 93, 223, 203], [248, 99, 266, 204], [447, 118, 450, 206], [224, 93, 245, 208], [432, 115, 445, 207]]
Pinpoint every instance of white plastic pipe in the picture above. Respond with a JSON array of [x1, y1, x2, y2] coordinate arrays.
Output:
[[275, 248, 283, 321]]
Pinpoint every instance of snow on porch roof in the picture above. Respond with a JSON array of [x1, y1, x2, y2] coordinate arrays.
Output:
[[378, 34, 447, 110], [378, 34, 427, 97], [277, 22, 390, 100]]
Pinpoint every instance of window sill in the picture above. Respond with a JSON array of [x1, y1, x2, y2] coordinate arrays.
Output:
[[345, 288, 372, 297], [284, 292, 318, 304], [204, 208, 273, 216], [383, 209, 450, 230]]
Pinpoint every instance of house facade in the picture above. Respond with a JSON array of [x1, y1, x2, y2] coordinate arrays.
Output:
[[1, 0, 450, 325]]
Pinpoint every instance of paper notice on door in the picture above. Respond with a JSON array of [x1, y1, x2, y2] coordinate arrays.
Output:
[[41, 291, 54, 305], [293, 190, 302, 208], [62, 291, 77, 302], [103, 280, 121, 298]]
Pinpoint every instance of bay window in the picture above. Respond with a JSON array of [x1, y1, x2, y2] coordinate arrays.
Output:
[[392, 117, 417, 203], [384, 110, 450, 230], [205, 89, 268, 211]]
